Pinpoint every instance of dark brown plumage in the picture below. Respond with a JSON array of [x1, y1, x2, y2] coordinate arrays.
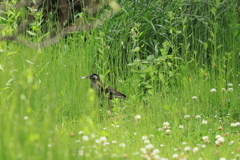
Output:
[[82, 73, 127, 100]]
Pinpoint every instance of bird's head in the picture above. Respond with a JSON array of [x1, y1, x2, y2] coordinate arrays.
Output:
[[82, 73, 100, 81]]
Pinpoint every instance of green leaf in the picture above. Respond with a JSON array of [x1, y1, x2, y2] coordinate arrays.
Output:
[[27, 30, 36, 36], [147, 55, 154, 61]]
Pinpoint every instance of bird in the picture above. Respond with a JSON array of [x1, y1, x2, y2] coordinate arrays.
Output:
[[82, 73, 127, 100]]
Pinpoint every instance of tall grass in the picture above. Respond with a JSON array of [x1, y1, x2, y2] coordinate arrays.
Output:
[[0, 0, 239, 159]]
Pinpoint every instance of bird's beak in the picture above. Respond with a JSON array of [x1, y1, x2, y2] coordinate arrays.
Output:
[[82, 75, 89, 79]]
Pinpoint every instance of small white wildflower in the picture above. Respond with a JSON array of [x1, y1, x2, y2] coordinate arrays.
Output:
[[201, 144, 206, 148], [228, 83, 233, 86], [221, 88, 226, 92], [112, 140, 117, 144], [184, 146, 191, 152], [151, 149, 160, 155], [78, 131, 85, 135], [163, 122, 170, 129], [166, 129, 171, 134], [103, 142, 110, 146], [158, 128, 163, 131], [184, 115, 190, 119], [230, 123, 238, 127], [172, 153, 178, 158], [182, 142, 187, 145], [99, 136, 107, 143], [195, 115, 201, 119], [153, 155, 160, 159], [215, 135, 221, 139], [23, 116, 29, 120], [217, 137, 225, 143], [119, 143, 126, 148], [76, 140, 81, 143], [160, 144, 164, 147], [192, 96, 197, 100], [229, 141, 234, 145], [210, 88, 217, 94], [135, 115, 141, 121], [193, 147, 199, 153], [179, 125, 184, 129], [144, 139, 150, 144], [228, 88, 233, 92], [134, 132, 137, 135], [142, 135, 148, 140], [145, 144, 154, 150], [202, 120, 208, 124], [82, 135, 89, 141], [219, 157, 226, 160], [140, 148, 147, 154], [202, 136, 210, 143], [78, 150, 84, 156]]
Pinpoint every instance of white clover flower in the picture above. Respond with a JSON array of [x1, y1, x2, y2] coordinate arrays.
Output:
[[215, 135, 221, 139], [99, 136, 107, 143], [184, 115, 190, 119], [82, 135, 89, 141], [103, 142, 110, 146], [210, 88, 217, 94], [221, 88, 226, 92], [202, 136, 210, 143], [195, 115, 201, 119], [172, 153, 178, 158], [228, 88, 233, 92], [229, 141, 234, 145], [184, 146, 191, 152], [215, 137, 225, 146], [144, 139, 150, 144], [78, 150, 84, 156], [182, 142, 187, 145], [153, 155, 160, 159], [179, 125, 184, 129], [78, 131, 85, 135], [192, 96, 197, 100], [230, 123, 238, 127], [201, 144, 206, 148], [217, 137, 225, 143], [151, 149, 160, 155], [23, 116, 29, 120], [140, 148, 147, 154], [163, 122, 170, 129], [112, 140, 117, 144], [135, 115, 141, 121], [166, 129, 171, 134], [219, 158, 226, 160], [202, 120, 208, 124], [163, 122, 170, 126], [142, 135, 148, 140], [193, 147, 199, 153], [145, 144, 154, 150], [119, 143, 126, 148], [228, 83, 233, 86]]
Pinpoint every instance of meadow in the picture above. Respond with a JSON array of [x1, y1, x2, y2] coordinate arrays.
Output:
[[0, 0, 239, 159]]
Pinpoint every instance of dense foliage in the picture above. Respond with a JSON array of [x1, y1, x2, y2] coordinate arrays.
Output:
[[0, 0, 239, 159]]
